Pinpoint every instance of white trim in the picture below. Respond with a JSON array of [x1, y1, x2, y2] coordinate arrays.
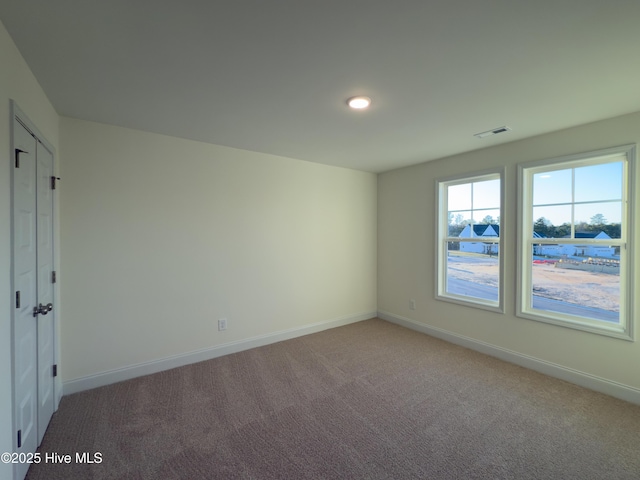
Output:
[[62, 312, 376, 394], [10, 102, 62, 411], [517, 144, 636, 341], [435, 167, 505, 313], [377, 310, 640, 406], [10, 101, 62, 480], [11, 101, 56, 156]]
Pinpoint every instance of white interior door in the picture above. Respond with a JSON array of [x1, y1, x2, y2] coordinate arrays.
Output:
[[12, 119, 39, 480], [12, 114, 56, 480], [36, 141, 55, 443]]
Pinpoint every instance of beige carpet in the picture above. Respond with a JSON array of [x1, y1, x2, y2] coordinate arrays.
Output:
[[26, 319, 640, 479]]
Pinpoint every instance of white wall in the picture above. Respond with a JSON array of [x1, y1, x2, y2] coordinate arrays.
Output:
[[378, 111, 640, 398], [0, 19, 60, 480], [59, 117, 377, 386]]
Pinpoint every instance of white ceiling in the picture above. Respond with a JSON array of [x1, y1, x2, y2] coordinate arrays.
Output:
[[2, 1, 640, 173]]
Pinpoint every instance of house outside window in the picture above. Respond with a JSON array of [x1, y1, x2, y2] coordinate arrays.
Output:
[[518, 145, 636, 340], [436, 170, 504, 312]]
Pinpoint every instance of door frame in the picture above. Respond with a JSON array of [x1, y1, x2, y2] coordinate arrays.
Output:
[[10, 101, 62, 478]]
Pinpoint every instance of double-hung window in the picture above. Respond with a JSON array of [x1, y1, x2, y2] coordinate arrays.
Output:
[[518, 145, 636, 340], [436, 170, 504, 312]]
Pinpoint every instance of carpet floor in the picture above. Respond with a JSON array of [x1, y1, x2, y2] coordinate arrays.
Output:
[[26, 318, 640, 479]]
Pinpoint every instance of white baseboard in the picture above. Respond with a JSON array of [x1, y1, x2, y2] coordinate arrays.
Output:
[[378, 310, 640, 406], [63, 311, 376, 395]]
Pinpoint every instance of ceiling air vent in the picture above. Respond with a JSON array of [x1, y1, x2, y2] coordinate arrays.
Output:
[[474, 126, 512, 139]]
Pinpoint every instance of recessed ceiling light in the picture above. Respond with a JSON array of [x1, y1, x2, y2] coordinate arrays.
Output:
[[347, 96, 371, 110]]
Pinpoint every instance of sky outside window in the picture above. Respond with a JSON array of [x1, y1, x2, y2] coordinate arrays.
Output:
[[532, 162, 623, 225], [448, 179, 500, 224]]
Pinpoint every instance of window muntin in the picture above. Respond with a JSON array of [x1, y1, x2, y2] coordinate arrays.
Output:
[[519, 146, 635, 340], [437, 172, 503, 312]]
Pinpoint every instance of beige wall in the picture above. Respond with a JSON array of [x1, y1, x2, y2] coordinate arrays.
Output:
[[0, 19, 60, 479], [59, 117, 377, 383], [378, 111, 640, 392]]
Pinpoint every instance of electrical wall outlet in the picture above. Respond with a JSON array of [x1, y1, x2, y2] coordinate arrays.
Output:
[[409, 299, 416, 311], [218, 318, 227, 331]]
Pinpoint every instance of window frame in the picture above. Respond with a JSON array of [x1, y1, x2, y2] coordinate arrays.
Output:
[[436, 168, 505, 313], [517, 145, 636, 341]]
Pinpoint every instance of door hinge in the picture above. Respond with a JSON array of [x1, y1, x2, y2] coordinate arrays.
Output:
[[17, 429, 22, 448], [52, 271, 57, 284], [53, 364, 58, 377], [15, 148, 28, 168], [16, 291, 20, 308], [51, 176, 61, 190]]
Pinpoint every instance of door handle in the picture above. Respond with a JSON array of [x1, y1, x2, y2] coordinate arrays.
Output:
[[32, 303, 53, 317]]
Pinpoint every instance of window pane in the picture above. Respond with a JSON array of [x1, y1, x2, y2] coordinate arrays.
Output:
[[574, 162, 622, 203], [533, 205, 571, 238], [439, 172, 502, 311], [448, 211, 471, 236], [474, 209, 500, 231], [574, 202, 622, 239], [533, 169, 572, 205], [473, 179, 500, 209], [531, 249, 620, 324], [521, 147, 632, 339], [448, 183, 471, 211], [446, 242, 499, 302]]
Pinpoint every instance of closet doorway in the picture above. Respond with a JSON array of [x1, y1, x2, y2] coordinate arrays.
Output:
[[11, 102, 57, 480]]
